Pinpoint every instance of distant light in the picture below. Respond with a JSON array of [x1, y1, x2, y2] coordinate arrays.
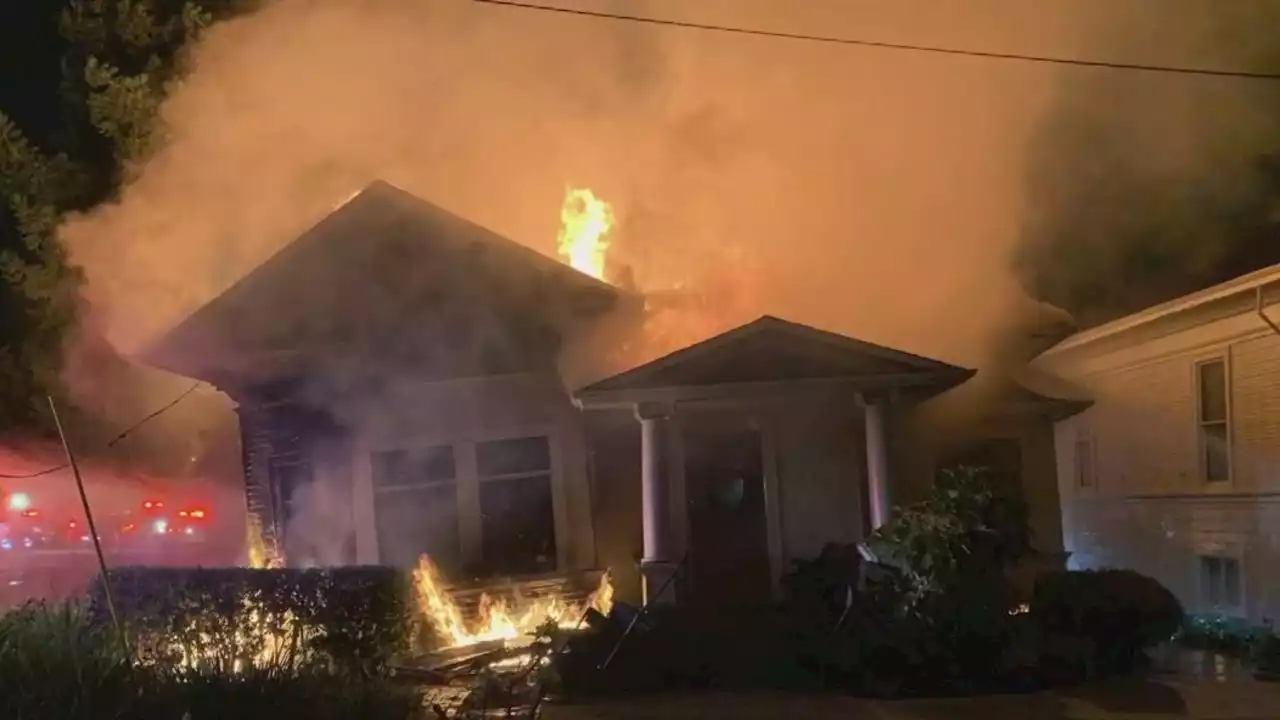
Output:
[[190, 509, 206, 520], [21, 537, 32, 548], [7, 493, 31, 512], [184, 527, 195, 536], [0, 539, 11, 550], [153, 520, 168, 535], [20, 509, 39, 518]]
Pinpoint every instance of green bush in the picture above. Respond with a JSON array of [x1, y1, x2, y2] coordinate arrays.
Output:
[[1178, 613, 1271, 657], [1030, 568, 1184, 675], [0, 601, 423, 720], [88, 566, 414, 676]]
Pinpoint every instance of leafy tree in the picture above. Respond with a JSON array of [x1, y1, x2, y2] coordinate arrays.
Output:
[[0, 0, 250, 435]]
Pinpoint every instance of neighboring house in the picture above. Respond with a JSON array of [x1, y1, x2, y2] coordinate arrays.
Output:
[[143, 181, 1076, 606], [1034, 263, 1280, 623]]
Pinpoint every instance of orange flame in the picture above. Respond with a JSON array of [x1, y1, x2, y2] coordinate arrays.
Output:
[[557, 187, 614, 281], [411, 555, 614, 648]]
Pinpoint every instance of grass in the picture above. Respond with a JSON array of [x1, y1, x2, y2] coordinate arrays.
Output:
[[0, 601, 423, 720]]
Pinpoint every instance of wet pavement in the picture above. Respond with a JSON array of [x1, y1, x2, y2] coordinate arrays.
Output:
[[544, 650, 1280, 720]]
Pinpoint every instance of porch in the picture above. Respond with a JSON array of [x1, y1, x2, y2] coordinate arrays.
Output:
[[574, 316, 974, 606]]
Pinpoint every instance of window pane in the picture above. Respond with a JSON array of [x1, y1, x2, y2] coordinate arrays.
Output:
[[479, 474, 556, 576], [372, 446, 456, 488], [1201, 556, 1222, 606], [1198, 360, 1227, 423], [374, 484, 462, 576], [1224, 558, 1242, 608], [476, 437, 551, 477], [1074, 438, 1093, 488], [1202, 423, 1230, 482]]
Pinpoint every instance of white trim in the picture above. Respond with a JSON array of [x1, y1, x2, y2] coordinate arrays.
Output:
[[351, 434, 378, 564], [759, 413, 786, 601], [1042, 265, 1280, 357], [358, 424, 570, 574], [1073, 424, 1097, 495], [1192, 353, 1233, 487], [1197, 552, 1246, 617]]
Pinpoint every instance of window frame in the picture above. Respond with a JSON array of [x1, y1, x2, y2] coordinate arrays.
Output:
[[369, 444, 463, 572], [363, 425, 566, 578], [1073, 427, 1096, 491], [474, 435, 559, 577], [1194, 356, 1232, 485], [1198, 554, 1244, 615]]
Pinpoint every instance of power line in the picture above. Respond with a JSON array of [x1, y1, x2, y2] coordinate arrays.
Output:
[[0, 381, 203, 480], [472, 0, 1280, 81]]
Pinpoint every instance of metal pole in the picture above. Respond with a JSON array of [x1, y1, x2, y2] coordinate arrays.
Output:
[[47, 396, 129, 655]]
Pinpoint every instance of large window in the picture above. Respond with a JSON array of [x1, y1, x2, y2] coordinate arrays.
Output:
[[1200, 555, 1242, 612], [371, 445, 462, 574], [476, 436, 556, 577], [1196, 359, 1230, 483]]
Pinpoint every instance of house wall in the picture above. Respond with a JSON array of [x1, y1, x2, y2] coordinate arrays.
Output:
[[1045, 311, 1280, 622], [584, 397, 870, 606], [348, 372, 597, 580]]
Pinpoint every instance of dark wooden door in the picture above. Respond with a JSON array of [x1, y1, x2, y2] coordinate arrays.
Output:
[[684, 426, 773, 608]]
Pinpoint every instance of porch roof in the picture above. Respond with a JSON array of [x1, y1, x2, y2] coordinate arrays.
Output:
[[573, 315, 975, 408]]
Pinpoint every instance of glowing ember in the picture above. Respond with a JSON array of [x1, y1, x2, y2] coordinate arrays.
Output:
[[412, 555, 614, 648], [556, 187, 614, 281]]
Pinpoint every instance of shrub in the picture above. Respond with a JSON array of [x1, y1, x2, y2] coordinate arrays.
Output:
[[1179, 613, 1271, 656], [1250, 630, 1280, 676], [0, 601, 423, 720], [1030, 568, 1183, 675], [88, 566, 413, 676]]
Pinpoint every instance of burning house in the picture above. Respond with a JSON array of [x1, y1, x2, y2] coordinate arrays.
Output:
[[140, 181, 1081, 617]]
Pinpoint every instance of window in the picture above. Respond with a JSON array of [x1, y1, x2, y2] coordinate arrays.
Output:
[[371, 445, 462, 574], [476, 436, 556, 576], [1074, 432, 1095, 489], [1196, 359, 1231, 483], [1200, 555, 1242, 611]]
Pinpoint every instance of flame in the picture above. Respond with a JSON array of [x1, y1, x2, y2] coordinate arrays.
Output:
[[556, 187, 614, 281], [245, 513, 281, 569], [412, 555, 614, 648]]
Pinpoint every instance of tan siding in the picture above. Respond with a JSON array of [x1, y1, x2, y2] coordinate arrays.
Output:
[[1229, 334, 1280, 493], [1054, 327, 1280, 623], [1079, 360, 1195, 497]]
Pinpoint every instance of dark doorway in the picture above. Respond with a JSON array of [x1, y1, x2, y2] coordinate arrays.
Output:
[[684, 424, 772, 607]]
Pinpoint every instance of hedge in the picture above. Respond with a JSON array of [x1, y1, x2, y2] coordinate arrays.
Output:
[[0, 601, 423, 720], [87, 566, 414, 675], [1030, 568, 1183, 674]]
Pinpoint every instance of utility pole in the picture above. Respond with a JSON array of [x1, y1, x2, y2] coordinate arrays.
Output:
[[47, 396, 129, 655]]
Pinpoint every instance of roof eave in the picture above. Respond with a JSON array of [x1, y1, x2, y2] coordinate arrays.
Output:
[[573, 368, 975, 410], [1039, 267, 1280, 362]]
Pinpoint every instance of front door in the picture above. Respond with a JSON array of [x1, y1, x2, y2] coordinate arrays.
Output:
[[684, 425, 773, 608]]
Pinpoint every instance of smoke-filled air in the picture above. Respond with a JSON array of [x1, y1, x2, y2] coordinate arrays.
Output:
[[56, 0, 1280, 455]]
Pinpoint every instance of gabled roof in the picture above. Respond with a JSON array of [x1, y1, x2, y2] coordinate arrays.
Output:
[[574, 315, 975, 406], [142, 181, 626, 385]]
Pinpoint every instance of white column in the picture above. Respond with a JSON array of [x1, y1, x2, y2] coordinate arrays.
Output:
[[636, 401, 679, 604], [864, 396, 892, 530]]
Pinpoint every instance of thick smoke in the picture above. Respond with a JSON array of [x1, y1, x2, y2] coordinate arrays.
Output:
[[1018, 1, 1280, 326], [61, 0, 1078, 369], [50, 0, 1279, 561]]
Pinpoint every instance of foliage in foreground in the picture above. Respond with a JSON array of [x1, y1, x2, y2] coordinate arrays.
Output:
[[0, 601, 422, 720], [88, 565, 414, 676], [1031, 568, 1184, 676], [550, 466, 1187, 699]]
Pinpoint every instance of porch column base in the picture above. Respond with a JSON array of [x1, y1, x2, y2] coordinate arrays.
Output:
[[640, 559, 682, 606]]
